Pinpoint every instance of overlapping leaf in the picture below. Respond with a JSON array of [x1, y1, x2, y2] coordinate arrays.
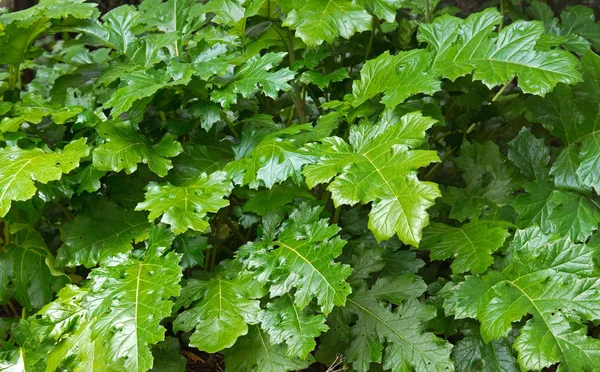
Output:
[[446, 227, 600, 370], [419, 8, 581, 95], [303, 111, 440, 245], [136, 171, 232, 233], [238, 205, 352, 313], [0, 138, 89, 217]]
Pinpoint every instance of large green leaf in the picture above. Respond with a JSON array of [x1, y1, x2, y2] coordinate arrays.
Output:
[[136, 171, 232, 234], [446, 227, 600, 370], [279, 0, 372, 47], [0, 139, 89, 217], [238, 205, 352, 314], [57, 198, 150, 268], [418, 8, 581, 95], [173, 272, 264, 353], [420, 219, 511, 274], [303, 111, 440, 246], [93, 120, 183, 177]]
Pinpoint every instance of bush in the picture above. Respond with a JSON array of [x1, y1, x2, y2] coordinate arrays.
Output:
[[0, 0, 599, 371]]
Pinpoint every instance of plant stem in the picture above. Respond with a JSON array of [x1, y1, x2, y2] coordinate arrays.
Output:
[[365, 18, 377, 61], [423, 147, 454, 180], [2, 221, 9, 248], [425, 0, 431, 22], [220, 213, 247, 243], [241, 17, 247, 53], [499, 0, 505, 32], [332, 207, 342, 224], [286, 29, 306, 123], [220, 111, 240, 138], [491, 77, 514, 102]]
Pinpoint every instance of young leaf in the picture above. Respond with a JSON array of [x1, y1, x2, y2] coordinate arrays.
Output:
[[93, 120, 183, 177], [259, 295, 328, 359], [0, 138, 89, 217], [352, 50, 440, 108], [136, 171, 233, 234]]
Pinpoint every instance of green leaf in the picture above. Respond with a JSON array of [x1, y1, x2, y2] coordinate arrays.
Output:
[[84, 225, 183, 372], [421, 219, 511, 274], [136, 171, 232, 234], [103, 68, 193, 116], [447, 227, 600, 371], [150, 337, 187, 372], [0, 138, 89, 217], [451, 322, 519, 372], [279, 0, 372, 47], [226, 124, 317, 189], [259, 295, 328, 359], [168, 136, 234, 185], [526, 52, 600, 194], [303, 111, 440, 245], [212, 52, 295, 108], [352, 50, 440, 108], [173, 272, 264, 353], [238, 205, 352, 314], [508, 127, 550, 182], [223, 326, 313, 372], [57, 198, 150, 268], [341, 275, 453, 371], [0, 227, 68, 310], [299, 68, 349, 89], [93, 120, 183, 177], [544, 189, 600, 242], [418, 9, 581, 95]]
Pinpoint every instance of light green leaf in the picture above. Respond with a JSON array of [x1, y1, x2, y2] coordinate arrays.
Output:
[[226, 124, 317, 189], [419, 9, 581, 95], [238, 205, 352, 314], [303, 111, 440, 245], [352, 50, 440, 108], [93, 120, 183, 177], [84, 225, 182, 372], [136, 171, 232, 234], [0, 138, 89, 217], [212, 52, 295, 108], [173, 272, 264, 353], [421, 219, 511, 274], [300, 68, 349, 89], [280, 0, 372, 47], [57, 198, 150, 268]]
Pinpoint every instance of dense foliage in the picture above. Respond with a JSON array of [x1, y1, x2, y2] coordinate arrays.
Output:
[[1, 0, 600, 371]]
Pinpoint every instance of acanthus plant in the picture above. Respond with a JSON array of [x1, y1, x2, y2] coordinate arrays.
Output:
[[0, 0, 599, 371]]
